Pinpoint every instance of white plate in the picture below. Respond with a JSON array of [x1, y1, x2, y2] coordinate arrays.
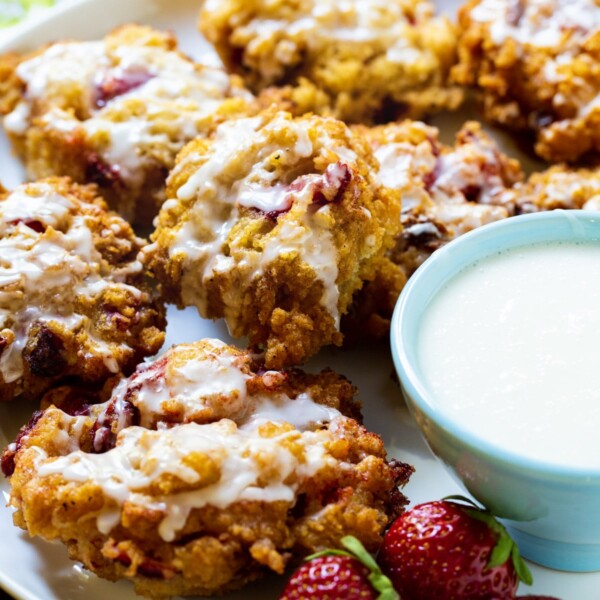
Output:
[[0, 1, 596, 598]]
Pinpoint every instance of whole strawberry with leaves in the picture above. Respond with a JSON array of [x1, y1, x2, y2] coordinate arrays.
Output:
[[280, 535, 398, 600], [378, 496, 533, 600]]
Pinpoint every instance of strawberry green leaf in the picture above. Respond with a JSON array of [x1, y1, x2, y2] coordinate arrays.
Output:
[[464, 508, 516, 568], [340, 536, 399, 600], [458, 503, 533, 586], [341, 536, 380, 573], [305, 537, 399, 599], [463, 507, 504, 537], [488, 530, 513, 567], [369, 572, 400, 600], [511, 543, 533, 586]]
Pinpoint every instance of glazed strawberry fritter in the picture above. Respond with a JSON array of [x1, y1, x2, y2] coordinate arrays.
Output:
[[147, 110, 401, 368], [453, 0, 600, 163], [0, 25, 253, 225], [344, 120, 523, 339], [199, 0, 463, 123], [0, 177, 165, 402], [3, 339, 412, 599]]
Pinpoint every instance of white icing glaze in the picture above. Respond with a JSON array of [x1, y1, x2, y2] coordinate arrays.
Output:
[[176, 116, 263, 201], [0, 183, 73, 231], [433, 202, 508, 236], [470, 0, 600, 124], [82, 117, 169, 188], [578, 92, 600, 118], [256, 199, 340, 327], [511, 169, 600, 212], [37, 418, 338, 541], [3, 102, 30, 135], [170, 114, 348, 330], [432, 143, 507, 206], [22, 339, 347, 539], [386, 41, 423, 65], [170, 349, 247, 403], [80, 45, 238, 188], [404, 222, 440, 238], [236, 183, 290, 213], [375, 142, 436, 190], [13, 41, 106, 113], [584, 196, 600, 210], [102, 339, 342, 431], [121, 341, 250, 426], [245, 392, 342, 430]]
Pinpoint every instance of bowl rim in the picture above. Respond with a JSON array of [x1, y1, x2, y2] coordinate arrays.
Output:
[[391, 209, 600, 481]]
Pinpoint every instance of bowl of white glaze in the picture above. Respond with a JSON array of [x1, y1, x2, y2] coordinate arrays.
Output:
[[391, 210, 600, 572]]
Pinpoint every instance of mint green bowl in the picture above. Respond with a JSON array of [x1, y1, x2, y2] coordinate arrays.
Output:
[[391, 210, 600, 572]]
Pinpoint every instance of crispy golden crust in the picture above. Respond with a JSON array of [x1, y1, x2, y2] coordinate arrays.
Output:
[[507, 164, 600, 212], [200, 0, 462, 123], [0, 177, 165, 402], [453, 0, 600, 163], [4, 340, 412, 598], [344, 120, 523, 340], [342, 256, 408, 344], [0, 24, 254, 225], [147, 110, 401, 368]]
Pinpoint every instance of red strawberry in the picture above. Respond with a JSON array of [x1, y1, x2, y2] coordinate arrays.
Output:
[[280, 536, 398, 600], [378, 496, 533, 600]]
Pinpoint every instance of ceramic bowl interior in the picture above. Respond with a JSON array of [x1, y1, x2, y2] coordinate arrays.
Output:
[[391, 210, 600, 572]]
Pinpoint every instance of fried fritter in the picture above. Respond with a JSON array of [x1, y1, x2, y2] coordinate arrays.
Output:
[[0, 177, 165, 401], [453, 0, 600, 163], [3, 339, 412, 598], [146, 109, 401, 368], [199, 0, 462, 123]]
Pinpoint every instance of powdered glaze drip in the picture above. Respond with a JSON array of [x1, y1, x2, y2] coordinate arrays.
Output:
[[31, 339, 345, 541], [245, 392, 341, 430]]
